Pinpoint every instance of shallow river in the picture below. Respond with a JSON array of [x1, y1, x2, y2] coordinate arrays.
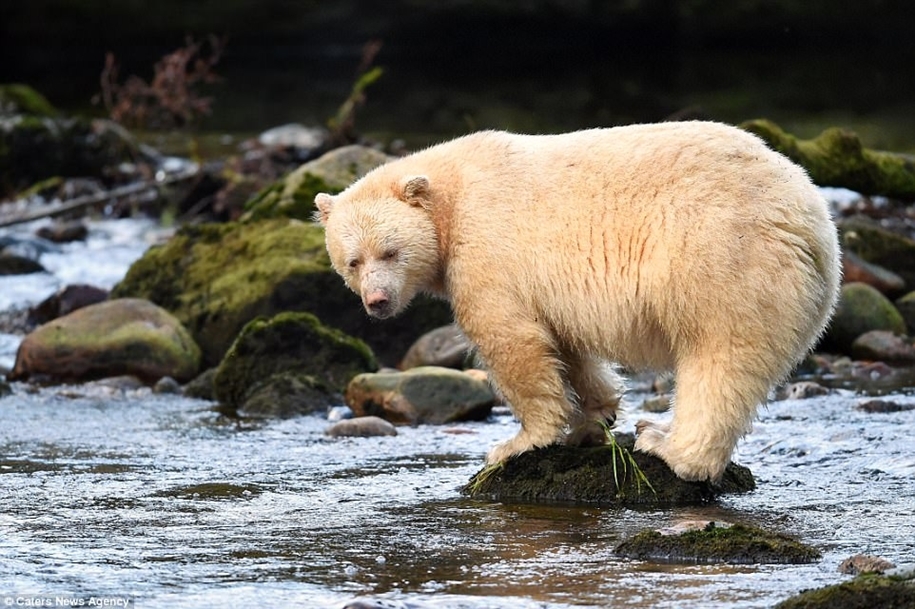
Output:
[[1, 219, 914, 608]]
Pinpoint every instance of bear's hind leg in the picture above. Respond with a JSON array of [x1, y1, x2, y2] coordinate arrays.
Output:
[[564, 355, 624, 447], [477, 320, 573, 465], [634, 353, 770, 482]]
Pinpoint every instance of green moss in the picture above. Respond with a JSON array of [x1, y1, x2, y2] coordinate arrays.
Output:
[[742, 119, 915, 199], [616, 523, 821, 565], [113, 218, 453, 367], [462, 434, 755, 507], [241, 145, 391, 222], [214, 310, 377, 410], [775, 572, 915, 609], [0, 84, 58, 117], [824, 282, 907, 352], [840, 216, 915, 287]]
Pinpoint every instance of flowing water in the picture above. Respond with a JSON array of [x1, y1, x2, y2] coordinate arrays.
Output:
[[1, 219, 914, 608]]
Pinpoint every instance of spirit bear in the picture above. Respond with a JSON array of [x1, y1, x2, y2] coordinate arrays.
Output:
[[315, 122, 841, 482]]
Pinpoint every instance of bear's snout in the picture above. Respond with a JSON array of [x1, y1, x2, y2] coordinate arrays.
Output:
[[364, 289, 393, 318]]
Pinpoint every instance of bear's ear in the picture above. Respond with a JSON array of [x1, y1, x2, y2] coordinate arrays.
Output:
[[400, 175, 431, 208], [313, 193, 335, 225]]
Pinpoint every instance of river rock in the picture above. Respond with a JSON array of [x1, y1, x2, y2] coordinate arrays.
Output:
[[462, 433, 755, 507], [0, 114, 140, 198], [111, 219, 452, 368], [842, 250, 906, 295], [234, 371, 334, 418], [774, 568, 915, 609], [839, 215, 915, 288], [214, 311, 377, 414], [615, 522, 820, 564], [35, 220, 89, 243], [823, 282, 906, 352], [895, 291, 915, 333], [28, 283, 109, 325], [0, 252, 45, 275], [8, 298, 201, 383], [838, 554, 896, 575], [399, 323, 471, 370], [183, 368, 217, 401], [241, 145, 391, 222], [851, 330, 915, 362], [346, 366, 496, 425], [325, 415, 398, 437]]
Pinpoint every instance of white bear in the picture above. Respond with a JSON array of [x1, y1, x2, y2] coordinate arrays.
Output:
[[315, 122, 841, 481]]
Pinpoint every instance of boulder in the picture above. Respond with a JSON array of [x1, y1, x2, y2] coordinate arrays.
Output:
[[346, 366, 496, 425], [823, 282, 906, 353], [8, 298, 201, 383], [111, 219, 452, 368], [615, 522, 821, 564], [462, 434, 755, 507], [399, 323, 471, 369], [214, 311, 377, 415], [241, 145, 391, 222], [0, 252, 45, 275]]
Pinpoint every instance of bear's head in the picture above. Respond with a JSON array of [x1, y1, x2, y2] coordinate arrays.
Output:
[[314, 174, 441, 319]]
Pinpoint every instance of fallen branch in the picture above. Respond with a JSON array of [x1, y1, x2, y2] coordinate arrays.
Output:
[[0, 166, 199, 229]]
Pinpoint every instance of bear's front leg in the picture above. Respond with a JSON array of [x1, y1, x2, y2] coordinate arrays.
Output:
[[563, 353, 624, 447], [469, 317, 573, 465]]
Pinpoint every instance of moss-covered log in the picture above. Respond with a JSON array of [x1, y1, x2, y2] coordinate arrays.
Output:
[[741, 119, 915, 199], [462, 433, 755, 507]]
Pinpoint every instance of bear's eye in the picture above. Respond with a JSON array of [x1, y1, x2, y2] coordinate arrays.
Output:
[[346, 258, 361, 270], [381, 249, 398, 261]]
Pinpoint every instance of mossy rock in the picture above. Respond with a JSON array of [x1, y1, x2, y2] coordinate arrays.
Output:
[[0, 115, 139, 196], [111, 219, 452, 368], [9, 298, 201, 383], [775, 571, 915, 609], [214, 311, 376, 412], [895, 291, 915, 333], [241, 145, 391, 222], [462, 434, 755, 507], [0, 84, 58, 117], [823, 282, 907, 353], [840, 215, 915, 288], [231, 370, 336, 418], [742, 119, 915, 199], [616, 522, 821, 565]]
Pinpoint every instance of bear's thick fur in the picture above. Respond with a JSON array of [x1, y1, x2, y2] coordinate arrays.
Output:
[[315, 122, 841, 481]]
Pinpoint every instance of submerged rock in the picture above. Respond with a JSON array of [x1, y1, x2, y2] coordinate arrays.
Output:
[[346, 366, 496, 425], [0, 252, 45, 275], [462, 434, 755, 507], [615, 522, 821, 565], [9, 298, 201, 383], [838, 554, 896, 575], [775, 569, 915, 609]]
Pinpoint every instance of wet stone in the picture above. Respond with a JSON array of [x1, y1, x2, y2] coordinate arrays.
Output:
[[857, 399, 915, 414], [774, 570, 915, 609], [838, 554, 896, 575], [325, 415, 398, 438], [615, 522, 821, 565], [462, 433, 755, 507]]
